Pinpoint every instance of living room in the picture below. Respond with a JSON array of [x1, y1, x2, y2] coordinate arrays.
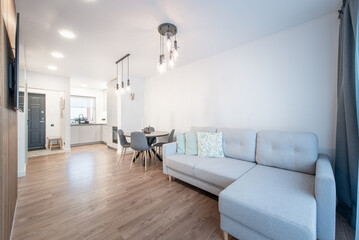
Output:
[[0, 0, 357, 239]]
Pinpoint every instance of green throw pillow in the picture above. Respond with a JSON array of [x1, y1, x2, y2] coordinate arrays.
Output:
[[176, 133, 185, 154], [197, 132, 224, 158], [185, 132, 198, 155]]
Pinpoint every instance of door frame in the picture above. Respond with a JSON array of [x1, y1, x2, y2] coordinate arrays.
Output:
[[28, 92, 46, 150]]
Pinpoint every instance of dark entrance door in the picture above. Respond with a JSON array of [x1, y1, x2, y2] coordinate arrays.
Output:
[[28, 93, 46, 150]]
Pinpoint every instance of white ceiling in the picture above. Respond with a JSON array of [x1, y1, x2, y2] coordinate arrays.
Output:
[[16, 0, 340, 89]]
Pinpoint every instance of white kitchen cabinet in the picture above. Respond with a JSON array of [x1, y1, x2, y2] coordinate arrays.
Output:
[[70, 124, 105, 146], [102, 125, 107, 143], [70, 125, 80, 145]]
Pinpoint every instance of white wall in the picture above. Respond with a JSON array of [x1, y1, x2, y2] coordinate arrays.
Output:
[[27, 71, 71, 151], [70, 87, 107, 123], [106, 76, 145, 153], [18, 35, 27, 177], [144, 13, 339, 161], [18, 84, 27, 177], [18, 110, 26, 177], [106, 79, 118, 149], [121, 76, 145, 133]]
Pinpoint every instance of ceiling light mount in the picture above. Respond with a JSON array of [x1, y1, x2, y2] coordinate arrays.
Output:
[[158, 23, 177, 36]]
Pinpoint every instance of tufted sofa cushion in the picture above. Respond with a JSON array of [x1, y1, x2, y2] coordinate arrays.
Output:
[[256, 131, 318, 174], [217, 128, 257, 162], [219, 165, 317, 240]]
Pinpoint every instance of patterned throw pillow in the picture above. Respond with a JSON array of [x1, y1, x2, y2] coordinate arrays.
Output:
[[197, 132, 225, 158]]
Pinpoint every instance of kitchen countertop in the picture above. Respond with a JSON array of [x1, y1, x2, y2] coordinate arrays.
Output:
[[71, 123, 107, 126]]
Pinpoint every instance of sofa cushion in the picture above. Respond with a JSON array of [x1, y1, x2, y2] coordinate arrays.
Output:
[[217, 128, 257, 162], [256, 131, 318, 174], [197, 132, 225, 158], [184, 132, 198, 155], [176, 133, 185, 154], [194, 157, 255, 188], [219, 165, 316, 240], [190, 126, 217, 132], [165, 154, 209, 176]]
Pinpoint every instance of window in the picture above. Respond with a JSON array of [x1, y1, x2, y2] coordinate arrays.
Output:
[[70, 96, 96, 123]]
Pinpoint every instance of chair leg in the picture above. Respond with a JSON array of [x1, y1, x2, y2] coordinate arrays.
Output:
[[223, 231, 229, 240], [144, 150, 147, 171], [153, 150, 156, 165], [123, 148, 127, 161], [130, 151, 136, 169], [119, 148, 124, 163], [169, 175, 172, 181]]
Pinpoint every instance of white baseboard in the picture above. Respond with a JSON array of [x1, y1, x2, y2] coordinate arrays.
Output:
[[18, 171, 26, 178], [10, 199, 18, 240]]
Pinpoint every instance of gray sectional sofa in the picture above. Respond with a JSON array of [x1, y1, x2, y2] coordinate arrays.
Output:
[[163, 127, 336, 240]]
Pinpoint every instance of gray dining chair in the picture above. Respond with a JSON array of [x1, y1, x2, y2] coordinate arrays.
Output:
[[154, 129, 175, 154], [130, 132, 152, 171], [118, 129, 131, 162]]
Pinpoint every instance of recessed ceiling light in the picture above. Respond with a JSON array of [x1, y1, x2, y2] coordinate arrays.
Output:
[[48, 65, 58, 70], [59, 29, 76, 39], [51, 52, 64, 58]]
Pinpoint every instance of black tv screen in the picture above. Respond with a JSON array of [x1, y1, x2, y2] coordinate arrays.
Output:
[[14, 13, 20, 111], [9, 13, 21, 112]]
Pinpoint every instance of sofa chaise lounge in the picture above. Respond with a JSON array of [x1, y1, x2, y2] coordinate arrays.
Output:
[[163, 127, 336, 240]]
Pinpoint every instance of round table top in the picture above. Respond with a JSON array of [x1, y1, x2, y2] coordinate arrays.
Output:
[[124, 131, 169, 138]]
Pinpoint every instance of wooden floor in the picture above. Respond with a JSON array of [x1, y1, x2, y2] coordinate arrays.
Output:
[[12, 144, 355, 240]]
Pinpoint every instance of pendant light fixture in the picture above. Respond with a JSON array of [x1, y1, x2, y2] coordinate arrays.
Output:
[[157, 23, 178, 74], [126, 57, 131, 93], [115, 54, 131, 95], [121, 61, 125, 94]]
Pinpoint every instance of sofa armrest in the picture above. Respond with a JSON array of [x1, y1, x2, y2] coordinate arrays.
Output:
[[315, 154, 336, 240], [163, 142, 177, 174]]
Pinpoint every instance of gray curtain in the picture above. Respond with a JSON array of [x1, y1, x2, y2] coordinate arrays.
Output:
[[335, 0, 359, 228]]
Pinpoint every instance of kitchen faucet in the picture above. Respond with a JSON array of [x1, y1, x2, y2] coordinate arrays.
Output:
[[78, 114, 84, 123]]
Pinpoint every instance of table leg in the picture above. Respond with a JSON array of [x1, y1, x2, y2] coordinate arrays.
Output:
[[132, 152, 141, 163], [151, 148, 163, 162]]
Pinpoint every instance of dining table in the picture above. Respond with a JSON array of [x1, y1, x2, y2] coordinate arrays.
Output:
[[124, 131, 169, 162]]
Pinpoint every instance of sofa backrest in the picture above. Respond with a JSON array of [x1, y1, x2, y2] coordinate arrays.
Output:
[[217, 128, 257, 162], [256, 131, 318, 174], [190, 127, 217, 132]]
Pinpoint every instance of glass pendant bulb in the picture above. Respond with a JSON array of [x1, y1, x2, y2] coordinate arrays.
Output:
[[169, 50, 175, 69], [158, 62, 166, 74], [166, 35, 171, 52], [121, 82, 125, 95], [173, 40, 179, 60], [157, 54, 167, 74], [126, 79, 131, 92], [115, 84, 119, 95]]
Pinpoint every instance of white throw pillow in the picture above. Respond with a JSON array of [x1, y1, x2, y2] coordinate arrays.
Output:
[[197, 132, 224, 158]]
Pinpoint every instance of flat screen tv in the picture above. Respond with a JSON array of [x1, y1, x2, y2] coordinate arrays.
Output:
[[8, 13, 22, 112]]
